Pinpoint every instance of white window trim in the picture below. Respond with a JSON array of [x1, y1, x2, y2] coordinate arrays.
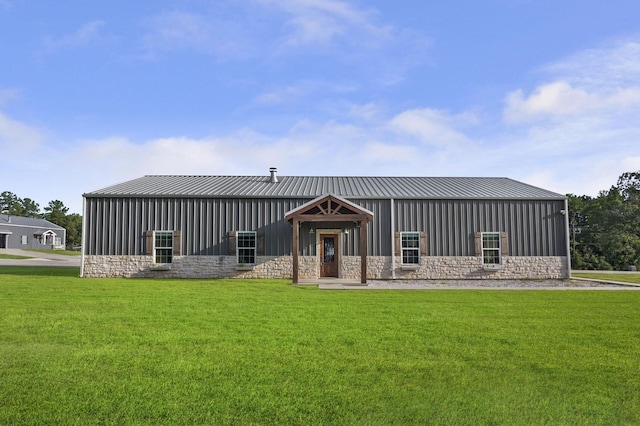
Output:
[[236, 231, 257, 266], [481, 232, 502, 267], [400, 231, 421, 266], [153, 230, 174, 265]]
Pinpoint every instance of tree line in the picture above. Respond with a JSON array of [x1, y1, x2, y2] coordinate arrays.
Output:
[[0, 191, 82, 249], [568, 171, 640, 270]]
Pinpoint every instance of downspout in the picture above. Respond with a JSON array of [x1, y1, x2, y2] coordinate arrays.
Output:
[[390, 198, 396, 280], [80, 196, 87, 277], [564, 198, 572, 279]]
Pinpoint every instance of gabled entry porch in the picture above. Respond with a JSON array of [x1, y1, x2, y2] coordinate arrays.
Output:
[[285, 194, 374, 284]]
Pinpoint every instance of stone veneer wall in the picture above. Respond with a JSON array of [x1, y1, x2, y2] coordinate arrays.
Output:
[[82, 255, 317, 279], [342, 255, 569, 280], [83, 255, 568, 279]]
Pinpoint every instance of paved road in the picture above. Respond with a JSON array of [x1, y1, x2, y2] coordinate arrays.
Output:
[[0, 249, 81, 267]]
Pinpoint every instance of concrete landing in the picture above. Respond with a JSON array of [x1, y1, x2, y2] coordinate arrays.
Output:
[[297, 278, 368, 289]]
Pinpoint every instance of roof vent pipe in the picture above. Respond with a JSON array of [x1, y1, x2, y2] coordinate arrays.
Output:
[[269, 167, 278, 183]]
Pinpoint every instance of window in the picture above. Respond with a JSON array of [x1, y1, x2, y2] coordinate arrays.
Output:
[[154, 231, 174, 264], [21, 235, 28, 245], [237, 231, 257, 264], [401, 232, 420, 265], [482, 232, 501, 265]]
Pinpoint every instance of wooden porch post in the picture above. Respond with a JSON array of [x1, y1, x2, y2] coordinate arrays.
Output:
[[292, 219, 299, 284], [360, 221, 367, 284]]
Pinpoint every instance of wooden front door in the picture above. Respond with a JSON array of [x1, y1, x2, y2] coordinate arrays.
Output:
[[320, 234, 339, 277]]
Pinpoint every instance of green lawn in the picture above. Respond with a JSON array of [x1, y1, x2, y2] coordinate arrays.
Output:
[[0, 253, 33, 260], [572, 272, 640, 284], [25, 248, 81, 256], [1, 267, 639, 425]]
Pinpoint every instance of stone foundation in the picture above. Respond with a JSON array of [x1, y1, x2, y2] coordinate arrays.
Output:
[[82, 254, 568, 279], [82, 255, 300, 279], [342, 255, 568, 280]]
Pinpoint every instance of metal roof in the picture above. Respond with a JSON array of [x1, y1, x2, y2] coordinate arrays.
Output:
[[85, 175, 565, 200]]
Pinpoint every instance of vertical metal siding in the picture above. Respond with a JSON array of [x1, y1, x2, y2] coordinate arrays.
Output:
[[85, 197, 311, 256], [84, 196, 567, 258], [327, 199, 391, 256], [393, 199, 566, 256]]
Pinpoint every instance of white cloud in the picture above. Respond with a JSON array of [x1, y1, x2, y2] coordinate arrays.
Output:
[[250, 81, 357, 109], [253, 84, 313, 106], [40, 21, 106, 56], [505, 34, 640, 124], [545, 38, 640, 91], [0, 111, 44, 154], [503, 81, 640, 124], [138, 2, 430, 85], [493, 35, 640, 196], [140, 11, 246, 58], [503, 82, 599, 123], [255, 0, 391, 49], [347, 102, 385, 122], [361, 141, 420, 163], [389, 108, 475, 147]]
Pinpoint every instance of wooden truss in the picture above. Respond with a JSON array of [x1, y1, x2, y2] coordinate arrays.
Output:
[[285, 194, 374, 284]]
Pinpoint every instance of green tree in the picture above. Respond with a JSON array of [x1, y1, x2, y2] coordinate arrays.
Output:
[[43, 200, 69, 227], [567, 170, 640, 270], [20, 198, 41, 217], [0, 191, 23, 216], [64, 213, 83, 249]]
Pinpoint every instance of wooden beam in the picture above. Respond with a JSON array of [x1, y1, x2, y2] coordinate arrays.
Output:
[[360, 221, 367, 284], [292, 219, 299, 284], [293, 214, 372, 223]]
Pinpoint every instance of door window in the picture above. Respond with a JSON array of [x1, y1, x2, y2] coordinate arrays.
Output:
[[323, 237, 335, 263]]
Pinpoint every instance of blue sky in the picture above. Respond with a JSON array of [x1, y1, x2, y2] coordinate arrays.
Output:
[[2, 0, 640, 214]]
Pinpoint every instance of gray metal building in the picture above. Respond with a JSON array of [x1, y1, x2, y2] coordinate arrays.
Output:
[[0, 215, 66, 250], [81, 170, 570, 281]]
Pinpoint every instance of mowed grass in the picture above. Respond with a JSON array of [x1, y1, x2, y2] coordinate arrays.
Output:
[[1, 268, 639, 425], [25, 248, 81, 256], [572, 271, 640, 285], [0, 253, 33, 260]]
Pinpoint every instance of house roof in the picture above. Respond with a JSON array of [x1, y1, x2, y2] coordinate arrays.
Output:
[[0, 215, 64, 229], [0, 215, 65, 235], [84, 175, 566, 200]]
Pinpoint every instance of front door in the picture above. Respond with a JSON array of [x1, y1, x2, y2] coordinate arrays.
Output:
[[320, 234, 338, 277]]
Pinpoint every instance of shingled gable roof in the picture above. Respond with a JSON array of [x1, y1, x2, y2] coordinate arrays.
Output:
[[0, 215, 64, 229], [85, 175, 566, 200]]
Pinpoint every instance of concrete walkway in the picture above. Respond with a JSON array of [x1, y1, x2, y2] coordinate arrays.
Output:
[[0, 249, 81, 267], [304, 277, 640, 290]]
